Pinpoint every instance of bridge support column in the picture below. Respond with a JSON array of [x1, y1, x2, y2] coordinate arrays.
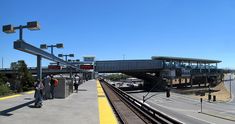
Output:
[[69, 67, 73, 79], [170, 78, 173, 88], [179, 78, 181, 85], [185, 78, 187, 87], [37, 55, 42, 81]]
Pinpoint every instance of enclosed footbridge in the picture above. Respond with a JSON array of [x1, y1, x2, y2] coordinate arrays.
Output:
[[95, 56, 223, 90]]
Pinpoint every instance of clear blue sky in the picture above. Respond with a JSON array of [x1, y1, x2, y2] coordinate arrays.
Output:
[[0, 0, 235, 68]]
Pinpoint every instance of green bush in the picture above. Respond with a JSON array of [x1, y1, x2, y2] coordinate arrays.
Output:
[[0, 84, 12, 96], [106, 74, 130, 81]]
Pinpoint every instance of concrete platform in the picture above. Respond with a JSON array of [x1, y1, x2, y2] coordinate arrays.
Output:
[[0, 80, 109, 124]]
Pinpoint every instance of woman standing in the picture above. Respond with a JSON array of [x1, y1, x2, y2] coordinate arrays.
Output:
[[34, 79, 44, 108]]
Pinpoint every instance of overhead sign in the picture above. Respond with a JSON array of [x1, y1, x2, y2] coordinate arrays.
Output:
[[80, 65, 94, 70], [48, 65, 62, 70], [83, 56, 95, 62]]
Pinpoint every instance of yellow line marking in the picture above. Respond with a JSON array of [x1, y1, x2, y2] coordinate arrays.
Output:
[[25, 90, 35, 94], [0, 94, 22, 101], [97, 80, 118, 124]]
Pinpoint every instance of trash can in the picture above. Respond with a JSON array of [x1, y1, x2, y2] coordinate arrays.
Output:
[[54, 77, 73, 98], [208, 94, 211, 101], [213, 95, 216, 102], [166, 90, 170, 98]]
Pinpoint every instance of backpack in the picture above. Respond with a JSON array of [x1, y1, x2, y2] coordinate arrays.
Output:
[[54, 79, 59, 87]]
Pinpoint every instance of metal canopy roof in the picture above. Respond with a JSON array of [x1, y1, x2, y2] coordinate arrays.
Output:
[[151, 56, 221, 63]]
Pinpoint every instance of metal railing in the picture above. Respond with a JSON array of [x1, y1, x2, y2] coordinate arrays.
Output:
[[101, 80, 182, 124]]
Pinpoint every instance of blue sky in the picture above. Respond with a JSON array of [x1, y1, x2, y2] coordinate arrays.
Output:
[[0, 0, 235, 68]]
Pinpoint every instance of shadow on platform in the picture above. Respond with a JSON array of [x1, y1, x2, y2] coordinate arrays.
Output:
[[78, 89, 87, 91], [0, 100, 35, 116]]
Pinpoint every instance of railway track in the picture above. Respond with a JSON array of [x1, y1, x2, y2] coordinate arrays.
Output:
[[100, 80, 183, 124]]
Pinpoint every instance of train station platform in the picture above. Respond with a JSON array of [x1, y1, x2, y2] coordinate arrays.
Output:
[[0, 80, 117, 124]]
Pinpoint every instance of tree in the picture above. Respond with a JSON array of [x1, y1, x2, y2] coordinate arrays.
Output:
[[10, 60, 35, 92], [105, 74, 130, 81], [0, 73, 11, 96], [0, 73, 8, 85]]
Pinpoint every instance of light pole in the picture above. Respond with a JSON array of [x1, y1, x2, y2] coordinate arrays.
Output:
[[230, 74, 232, 99], [1, 57, 3, 69], [58, 54, 74, 61], [40, 43, 63, 55], [58, 54, 74, 79], [2, 21, 41, 80], [3, 21, 40, 41]]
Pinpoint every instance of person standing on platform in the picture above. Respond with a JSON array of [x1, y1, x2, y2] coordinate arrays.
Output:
[[43, 75, 51, 100], [34, 79, 44, 108], [50, 75, 55, 99], [74, 75, 79, 93]]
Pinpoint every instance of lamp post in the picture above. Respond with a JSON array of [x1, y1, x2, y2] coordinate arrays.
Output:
[[2, 21, 41, 80], [230, 74, 232, 99], [58, 54, 75, 79], [1, 57, 3, 69], [40, 43, 63, 55], [58, 54, 74, 61], [3, 21, 40, 41]]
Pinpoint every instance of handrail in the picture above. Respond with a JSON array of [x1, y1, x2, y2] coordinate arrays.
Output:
[[102, 80, 182, 124]]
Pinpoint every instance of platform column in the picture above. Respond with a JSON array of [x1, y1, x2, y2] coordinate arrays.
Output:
[[170, 78, 173, 88], [205, 76, 207, 87], [37, 55, 42, 81], [179, 78, 181, 86], [190, 76, 193, 88]]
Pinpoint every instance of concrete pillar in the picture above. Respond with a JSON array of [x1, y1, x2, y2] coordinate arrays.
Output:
[[170, 60, 173, 69], [208, 64, 211, 73], [190, 77, 193, 88], [179, 78, 181, 85], [69, 68, 72, 79], [37, 55, 42, 81], [170, 78, 173, 88], [200, 63, 202, 73]]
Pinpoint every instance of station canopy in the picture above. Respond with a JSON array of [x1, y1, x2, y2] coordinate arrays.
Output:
[[151, 56, 221, 64]]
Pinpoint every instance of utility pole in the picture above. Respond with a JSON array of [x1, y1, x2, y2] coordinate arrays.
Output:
[[200, 98, 203, 113], [123, 54, 125, 60], [1, 57, 3, 69], [230, 74, 232, 99]]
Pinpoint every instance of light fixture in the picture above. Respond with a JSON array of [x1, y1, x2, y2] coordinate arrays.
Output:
[[40, 44, 48, 49], [56, 43, 64, 48], [27, 21, 40, 30], [2, 25, 15, 33]]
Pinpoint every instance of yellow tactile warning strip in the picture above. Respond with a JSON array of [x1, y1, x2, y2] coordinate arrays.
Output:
[[97, 80, 118, 124], [0, 94, 22, 101], [25, 90, 35, 94], [0, 90, 35, 101]]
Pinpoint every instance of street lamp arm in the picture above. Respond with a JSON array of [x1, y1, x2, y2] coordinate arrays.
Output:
[[14, 40, 80, 69]]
